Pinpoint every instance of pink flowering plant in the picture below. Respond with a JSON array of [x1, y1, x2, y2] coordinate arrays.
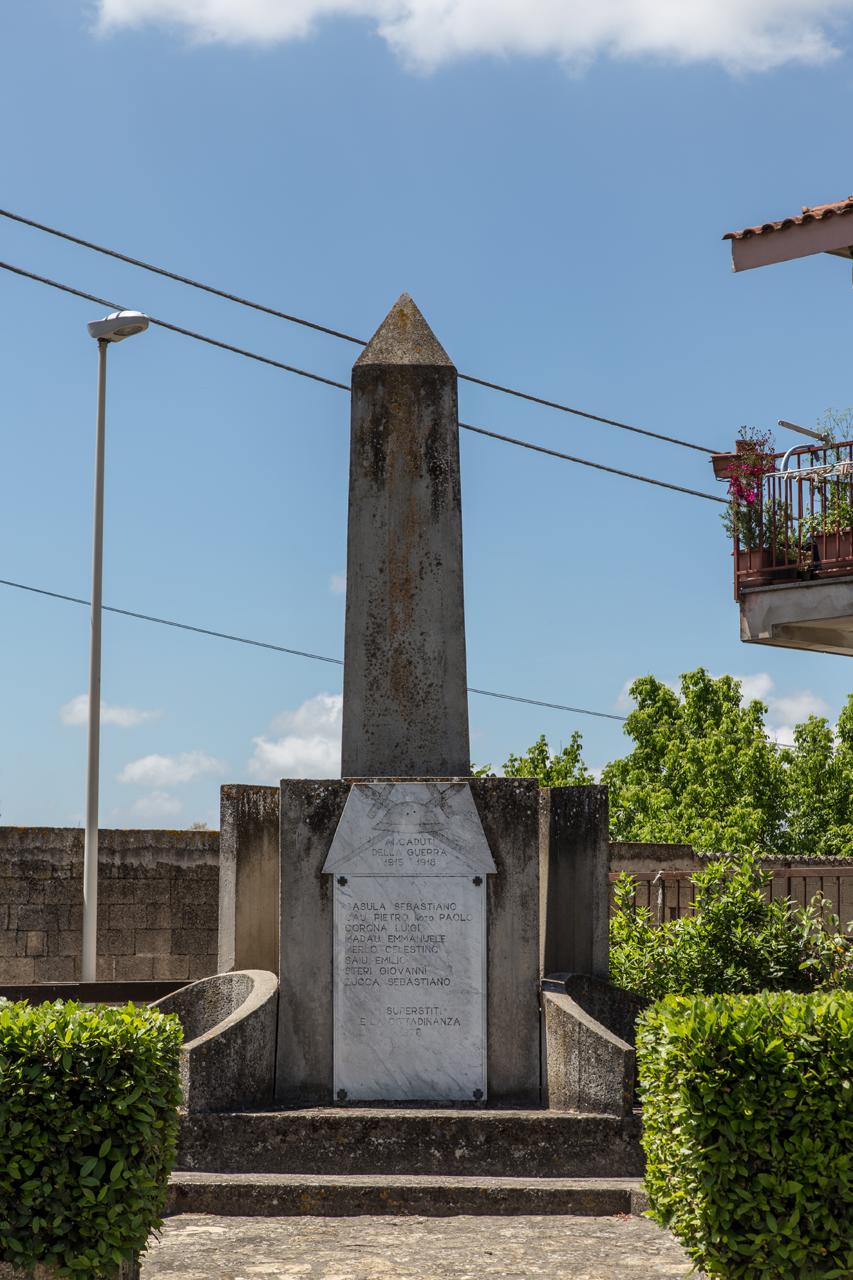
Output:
[[728, 426, 775, 506], [720, 427, 790, 554]]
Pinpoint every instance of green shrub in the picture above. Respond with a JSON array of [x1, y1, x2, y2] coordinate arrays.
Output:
[[638, 991, 853, 1279], [610, 851, 852, 999], [0, 1000, 182, 1275]]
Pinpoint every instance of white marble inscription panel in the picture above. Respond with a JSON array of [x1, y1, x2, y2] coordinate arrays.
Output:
[[322, 782, 496, 1102]]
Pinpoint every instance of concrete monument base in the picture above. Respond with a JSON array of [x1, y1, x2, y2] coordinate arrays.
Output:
[[276, 777, 541, 1108]]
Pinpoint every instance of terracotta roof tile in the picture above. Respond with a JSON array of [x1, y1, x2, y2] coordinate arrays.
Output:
[[723, 197, 853, 241]]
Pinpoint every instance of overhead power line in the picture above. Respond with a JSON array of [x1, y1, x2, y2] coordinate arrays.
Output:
[[0, 575, 624, 722], [467, 687, 624, 721], [0, 261, 349, 392], [459, 422, 727, 503], [0, 205, 718, 454], [0, 260, 726, 505], [0, 207, 362, 345], [457, 375, 715, 453], [0, 575, 794, 748], [0, 577, 343, 665]]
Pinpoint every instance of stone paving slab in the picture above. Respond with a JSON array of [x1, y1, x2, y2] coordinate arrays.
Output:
[[140, 1213, 702, 1279]]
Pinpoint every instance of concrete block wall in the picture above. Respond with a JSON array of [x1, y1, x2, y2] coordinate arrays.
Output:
[[0, 827, 219, 983]]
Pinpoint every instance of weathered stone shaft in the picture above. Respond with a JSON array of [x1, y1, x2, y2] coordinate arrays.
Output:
[[341, 294, 470, 779]]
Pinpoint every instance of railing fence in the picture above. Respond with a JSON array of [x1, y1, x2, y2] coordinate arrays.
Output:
[[609, 867, 853, 931]]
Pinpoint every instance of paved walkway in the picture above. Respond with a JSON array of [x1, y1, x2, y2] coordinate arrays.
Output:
[[141, 1213, 700, 1279]]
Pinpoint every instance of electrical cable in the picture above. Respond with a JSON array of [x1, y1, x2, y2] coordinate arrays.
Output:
[[0, 260, 726, 503], [467, 688, 624, 721], [0, 206, 363, 345], [0, 205, 719, 454], [0, 576, 793, 747], [0, 261, 349, 392], [459, 422, 727, 503], [457, 375, 716, 453], [0, 575, 624, 721], [0, 577, 344, 665]]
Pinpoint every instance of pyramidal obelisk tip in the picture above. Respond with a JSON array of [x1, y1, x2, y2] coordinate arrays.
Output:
[[355, 293, 454, 368]]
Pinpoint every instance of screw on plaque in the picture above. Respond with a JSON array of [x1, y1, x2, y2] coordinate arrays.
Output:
[[337, 1089, 348, 1101], [473, 1089, 483, 1100], [473, 876, 483, 886], [337, 876, 348, 886]]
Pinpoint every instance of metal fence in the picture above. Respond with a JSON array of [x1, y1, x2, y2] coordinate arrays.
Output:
[[733, 439, 853, 598], [609, 867, 853, 931]]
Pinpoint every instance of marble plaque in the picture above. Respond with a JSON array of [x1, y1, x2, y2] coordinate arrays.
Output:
[[322, 782, 496, 1102]]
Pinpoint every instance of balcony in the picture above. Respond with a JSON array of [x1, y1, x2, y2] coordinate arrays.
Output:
[[732, 440, 853, 656]]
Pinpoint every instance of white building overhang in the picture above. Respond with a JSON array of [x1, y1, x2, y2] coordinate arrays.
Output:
[[740, 577, 853, 657]]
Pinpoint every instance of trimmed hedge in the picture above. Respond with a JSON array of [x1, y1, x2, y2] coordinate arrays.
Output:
[[0, 1000, 182, 1276], [638, 991, 853, 1279]]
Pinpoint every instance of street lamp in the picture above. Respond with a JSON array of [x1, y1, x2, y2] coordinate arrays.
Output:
[[82, 311, 149, 984]]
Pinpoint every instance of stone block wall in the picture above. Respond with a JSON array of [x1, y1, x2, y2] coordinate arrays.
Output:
[[0, 827, 219, 983]]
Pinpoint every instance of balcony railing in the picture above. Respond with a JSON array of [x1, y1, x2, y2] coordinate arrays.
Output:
[[733, 439, 853, 598]]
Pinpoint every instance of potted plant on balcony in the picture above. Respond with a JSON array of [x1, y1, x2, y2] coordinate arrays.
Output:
[[800, 479, 853, 573], [722, 428, 798, 585]]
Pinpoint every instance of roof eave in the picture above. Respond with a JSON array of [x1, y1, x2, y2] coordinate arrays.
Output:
[[727, 209, 853, 272]]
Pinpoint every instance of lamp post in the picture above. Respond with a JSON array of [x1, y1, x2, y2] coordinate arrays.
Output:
[[81, 311, 149, 984]]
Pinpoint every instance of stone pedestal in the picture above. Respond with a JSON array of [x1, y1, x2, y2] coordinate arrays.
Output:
[[276, 777, 539, 1107]]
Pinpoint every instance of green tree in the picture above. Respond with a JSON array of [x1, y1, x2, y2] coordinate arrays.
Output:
[[492, 667, 853, 858], [503, 731, 593, 786], [784, 695, 853, 858], [602, 669, 788, 854]]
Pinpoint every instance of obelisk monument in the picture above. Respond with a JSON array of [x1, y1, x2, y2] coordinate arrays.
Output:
[[341, 293, 470, 779], [233, 291, 541, 1106]]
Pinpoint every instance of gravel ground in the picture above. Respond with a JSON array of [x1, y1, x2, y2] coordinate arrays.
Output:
[[140, 1213, 701, 1280]]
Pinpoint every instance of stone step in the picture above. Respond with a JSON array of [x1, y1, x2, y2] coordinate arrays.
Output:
[[177, 1108, 644, 1179], [166, 1172, 648, 1218]]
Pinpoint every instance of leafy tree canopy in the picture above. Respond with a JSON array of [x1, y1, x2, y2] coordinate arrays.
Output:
[[503, 731, 594, 787], [485, 667, 853, 857]]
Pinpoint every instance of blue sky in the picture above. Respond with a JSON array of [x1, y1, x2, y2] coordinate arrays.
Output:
[[3, 0, 853, 827]]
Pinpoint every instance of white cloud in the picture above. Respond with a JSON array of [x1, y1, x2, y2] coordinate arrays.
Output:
[[59, 694, 163, 728], [613, 671, 831, 738], [329, 572, 347, 596], [737, 673, 775, 704], [116, 749, 228, 786], [612, 680, 635, 715], [768, 688, 832, 725], [247, 692, 342, 781], [94, 0, 850, 72], [122, 791, 184, 822], [735, 672, 831, 727], [612, 676, 678, 714], [735, 673, 831, 744]]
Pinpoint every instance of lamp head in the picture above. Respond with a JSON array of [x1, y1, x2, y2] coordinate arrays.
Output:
[[87, 311, 149, 343]]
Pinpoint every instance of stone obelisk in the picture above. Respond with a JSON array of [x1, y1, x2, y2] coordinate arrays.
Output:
[[341, 294, 470, 778]]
